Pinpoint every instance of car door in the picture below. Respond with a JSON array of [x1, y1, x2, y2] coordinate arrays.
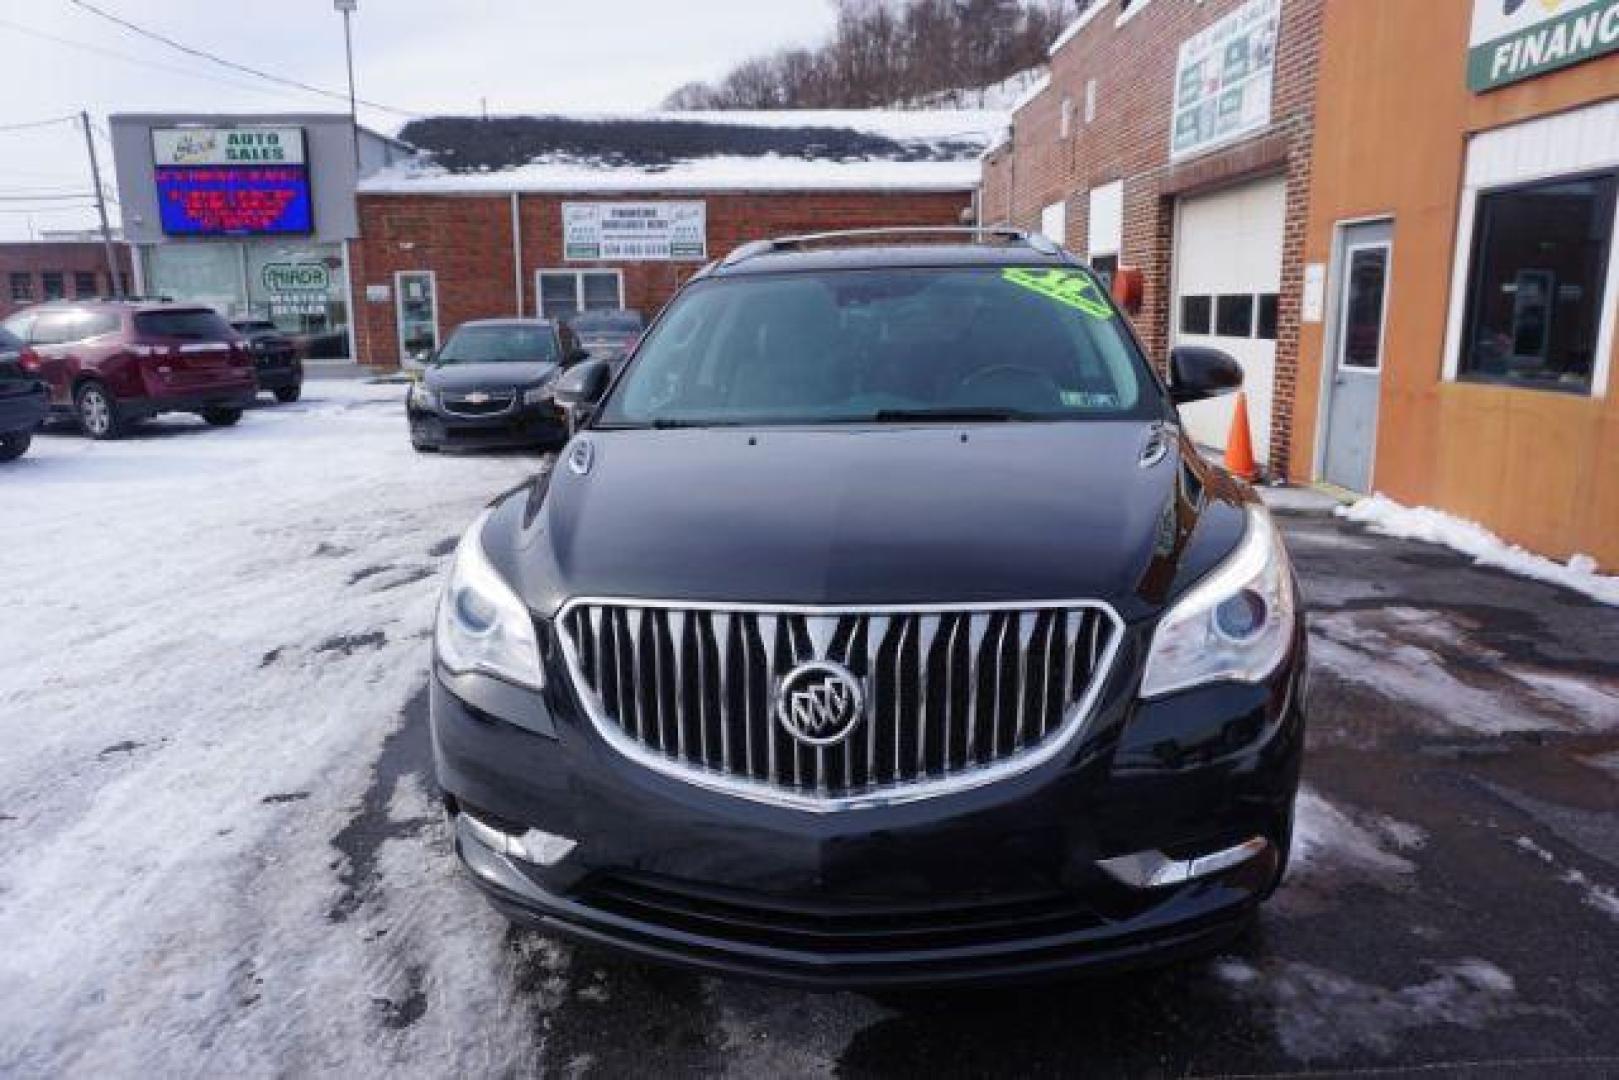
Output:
[[25, 311, 83, 405]]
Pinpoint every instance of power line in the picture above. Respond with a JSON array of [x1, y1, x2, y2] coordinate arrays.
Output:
[[65, 0, 419, 119], [0, 16, 337, 103], [0, 193, 95, 202], [0, 114, 79, 134]]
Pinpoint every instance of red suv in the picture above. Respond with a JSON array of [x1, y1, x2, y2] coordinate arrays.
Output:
[[0, 301, 259, 440]]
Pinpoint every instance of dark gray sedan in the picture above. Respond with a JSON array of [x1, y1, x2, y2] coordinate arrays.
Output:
[[407, 319, 586, 453]]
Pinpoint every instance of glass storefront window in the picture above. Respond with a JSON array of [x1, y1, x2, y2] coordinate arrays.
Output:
[[395, 271, 439, 362], [246, 243, 350, 359], [1460, 172, 1617, 394], [143, 241, 353, 360], [537, 270, 624, 320]]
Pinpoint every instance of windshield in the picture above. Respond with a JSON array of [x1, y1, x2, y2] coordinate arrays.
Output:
[[597, 268, 1162, 427], [437, 325, 559, 365]]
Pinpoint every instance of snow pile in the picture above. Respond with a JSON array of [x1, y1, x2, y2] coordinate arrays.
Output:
[[1337, 494, 1619, 607]]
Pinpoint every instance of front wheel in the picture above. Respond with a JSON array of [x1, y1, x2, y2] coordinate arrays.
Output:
[[0, 431, 30, 461], [75, 382, 123, 440], [201, 407, 242, 427], [274, 385, 301, 404]]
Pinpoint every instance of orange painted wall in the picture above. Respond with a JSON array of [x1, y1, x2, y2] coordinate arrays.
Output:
[[1293, 0, 1619, 566]]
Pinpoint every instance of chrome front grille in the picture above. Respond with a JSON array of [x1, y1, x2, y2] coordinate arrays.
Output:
[[556, 600, 1122, 808], [441, 391, 515, 417]]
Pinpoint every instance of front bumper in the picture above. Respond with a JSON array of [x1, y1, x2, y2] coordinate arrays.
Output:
[[430, 623, 1306, 988], [409, 402, 567, 450], [0, 385, 49, 436]]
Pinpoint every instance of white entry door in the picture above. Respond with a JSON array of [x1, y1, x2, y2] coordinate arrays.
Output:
[[1171, 176, 1287, 458]]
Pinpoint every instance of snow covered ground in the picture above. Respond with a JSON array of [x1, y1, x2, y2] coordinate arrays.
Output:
[[0, 383, 544, 1076]]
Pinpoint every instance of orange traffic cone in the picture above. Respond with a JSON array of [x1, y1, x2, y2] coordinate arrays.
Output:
[[1224, 392, 1259, 482]]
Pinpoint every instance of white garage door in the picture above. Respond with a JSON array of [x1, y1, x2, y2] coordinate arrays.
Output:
[[1171, 176, 1286, 460]]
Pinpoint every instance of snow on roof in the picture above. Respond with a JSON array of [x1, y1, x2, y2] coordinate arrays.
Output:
[[1049, 1, 1108, 56], [360, 111, 1007, 195], [1008, 73, 1053, 116]]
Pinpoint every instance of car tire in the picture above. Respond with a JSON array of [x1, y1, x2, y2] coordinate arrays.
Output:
[[75, 381, 123, 440], [201, 408, 243, 427], [0, 431, 30, 462], [274, 386, 302, 404]]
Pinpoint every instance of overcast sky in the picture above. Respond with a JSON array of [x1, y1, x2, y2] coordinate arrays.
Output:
[[0, 0, 837, 240]]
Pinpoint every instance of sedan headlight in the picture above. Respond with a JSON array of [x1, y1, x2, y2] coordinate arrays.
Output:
[[409, 380, 434, 408], [435, 509, 545, 690], [522, 384, 552, 406], [1140, 506, 1296, 699]]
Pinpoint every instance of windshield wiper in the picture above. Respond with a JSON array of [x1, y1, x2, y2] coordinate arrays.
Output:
[[870, 407, 1037, 423]]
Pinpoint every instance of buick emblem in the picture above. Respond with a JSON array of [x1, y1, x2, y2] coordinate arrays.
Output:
[[775, 661, 864, 747]]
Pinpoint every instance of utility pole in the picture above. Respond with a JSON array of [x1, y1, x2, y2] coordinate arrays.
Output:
[[80, 111, 122, 299], [336, 0, 361, 170]]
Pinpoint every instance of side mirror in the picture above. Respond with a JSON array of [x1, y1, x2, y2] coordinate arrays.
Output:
[[1168, 346, 1243, 405], [554, 358, 613, 411]]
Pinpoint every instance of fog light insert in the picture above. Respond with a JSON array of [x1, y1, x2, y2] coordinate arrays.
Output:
[[458, 810, 578, 868], [1097, 836, 1269, 889]]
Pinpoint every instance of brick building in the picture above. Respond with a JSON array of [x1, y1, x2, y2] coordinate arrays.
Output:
[[350, 112, 1002, 367], [981, 0, 1325, 476], [0, 242, 134, 320]]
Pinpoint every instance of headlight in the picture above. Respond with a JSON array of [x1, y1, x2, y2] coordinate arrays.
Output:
[[522, 384, 551, 406], [1140, 506, 1296, 699], [435, 509, 545, 690], [409, 381, 434, 408]]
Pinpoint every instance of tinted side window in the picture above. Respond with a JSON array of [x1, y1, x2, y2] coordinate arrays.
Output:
[[135, 310, 233, 339], [30, 312, 82, 346], [0, 326, 22, 352]]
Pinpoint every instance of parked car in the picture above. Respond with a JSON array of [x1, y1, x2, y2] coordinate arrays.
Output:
[[407, 318, 585, 453], [562, 309, 644, 366], [430, 228, 1307, 988], [0, 326, 49, 462], [0, 301, 258, 440], [229, 318, 304, 403]]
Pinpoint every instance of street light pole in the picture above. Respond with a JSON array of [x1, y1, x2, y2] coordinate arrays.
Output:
[[335, 0, 360, 170]]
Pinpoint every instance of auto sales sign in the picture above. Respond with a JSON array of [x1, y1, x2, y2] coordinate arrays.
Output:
[[152, 127, 313, 236], [1469, 0, 1619, 91]]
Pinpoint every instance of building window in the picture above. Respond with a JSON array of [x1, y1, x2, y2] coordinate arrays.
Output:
[[42, 272, 65, 301], [1060, 97, 1075, 140], [1460, 171, 1616, 394], [74, 271, 98, 298], [1084, 79, 1097, 125], [537, 269, 624, 320], [394, 270, 439, 363], [1091, 253, 1119, 291], [1180, 294, 1212, 335], [1216, 294, 1255, 337], [1256, 293, 1280, 341], [9, 272, 32, 303]]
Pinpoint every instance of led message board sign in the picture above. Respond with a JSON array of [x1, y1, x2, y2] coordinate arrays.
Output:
[[153, 127, 313, 237]]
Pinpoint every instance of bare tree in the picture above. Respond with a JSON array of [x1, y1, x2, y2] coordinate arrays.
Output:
[[660, 0, 1086, 111]]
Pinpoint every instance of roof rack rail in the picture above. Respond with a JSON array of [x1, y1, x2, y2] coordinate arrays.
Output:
[[719, 226, 1059, 267]]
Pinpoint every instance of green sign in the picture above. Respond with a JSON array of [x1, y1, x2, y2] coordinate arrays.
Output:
[[1468, 0, 1619, 92], [1001, 268, 1113, 320], [261, 262, 331, 294]]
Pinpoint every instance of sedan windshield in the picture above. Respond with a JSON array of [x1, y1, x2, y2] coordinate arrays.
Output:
[[597, 268, 1161, 427], [438, 325, 559, 364]]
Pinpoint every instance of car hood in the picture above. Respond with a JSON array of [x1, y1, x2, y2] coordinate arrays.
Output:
[[494, 422, 1252, 621], [426, 361, 557, 391]]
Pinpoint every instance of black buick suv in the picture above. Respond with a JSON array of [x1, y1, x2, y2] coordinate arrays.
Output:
[[430, 229, 1306, 988]]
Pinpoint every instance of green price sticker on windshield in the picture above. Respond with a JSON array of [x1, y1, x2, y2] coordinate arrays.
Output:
[[1002, 267, 1113, 320]]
